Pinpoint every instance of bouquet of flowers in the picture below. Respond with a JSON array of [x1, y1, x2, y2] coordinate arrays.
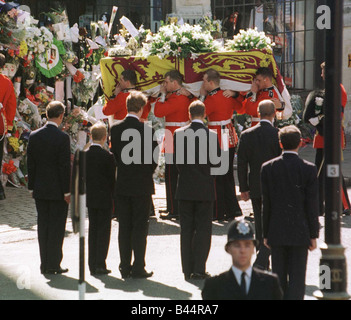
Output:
[[198, 13, 222, 38], [225, 28, 275, 52], [17, 98, 42, 130], [141, 23, 219, 59], [6, 123, 29, 161], [62, 107, 94, 153], [71, 69, 99, 105], [108, 45, 132, 57], [0, 9, 26, 48]]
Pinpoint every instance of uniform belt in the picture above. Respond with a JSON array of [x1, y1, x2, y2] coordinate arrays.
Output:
[[208, 119, 231, 126], [251, 117, 260, 122], [165, 121, 189, 127]]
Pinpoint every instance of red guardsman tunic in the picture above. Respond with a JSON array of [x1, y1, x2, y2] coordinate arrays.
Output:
[[313, 84, 347, 150], [0, 74, 17, 135], [102, 88, 151, 122], [243, 86, 281, 127], [154, 90, 192, 153], [102, 89, 130, 121], [204, 88, 243, 150]]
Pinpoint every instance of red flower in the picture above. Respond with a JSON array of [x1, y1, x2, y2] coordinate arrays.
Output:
[[2, 160, 17, 175], [86, 49, 93, 58], [73, 70, 85, 83]]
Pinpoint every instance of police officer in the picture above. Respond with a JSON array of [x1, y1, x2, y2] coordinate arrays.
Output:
[[202, 219, 283, 300]]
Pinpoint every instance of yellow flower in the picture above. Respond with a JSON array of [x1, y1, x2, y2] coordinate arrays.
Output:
[[19, 41, 28, 58], [8, 137, 20, 153]]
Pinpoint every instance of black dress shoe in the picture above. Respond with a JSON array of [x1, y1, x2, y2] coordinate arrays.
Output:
[[91, 268, 111, 275], [160, 214, 179, 220], [45, 267, 69, 274], [120, 268, 131, 279], [190, 272, 211, 280], [0, 192, 6, 200], [131, 269, 154, 278], [184, 273, 191, 281]]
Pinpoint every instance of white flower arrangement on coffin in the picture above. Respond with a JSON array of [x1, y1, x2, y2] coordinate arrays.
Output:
[[108, 45, 132, 57], [225, 27, 275, 52], [141, 23, 219, 60]]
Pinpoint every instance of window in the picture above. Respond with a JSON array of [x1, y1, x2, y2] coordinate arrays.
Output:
[[212, 0, 316, 92]]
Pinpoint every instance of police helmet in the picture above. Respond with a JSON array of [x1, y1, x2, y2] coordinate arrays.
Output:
[[226, 218, 257, 246]]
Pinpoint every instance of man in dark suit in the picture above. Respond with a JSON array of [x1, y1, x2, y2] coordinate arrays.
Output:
[[27, 101, 71, 275], [202, 219, 283, 300], [174, 100, 220, 280], [237, 100, 281, 270], [261, 125, 319, 300], [110, 90, 159, 279], [86, 122, 116, 275]]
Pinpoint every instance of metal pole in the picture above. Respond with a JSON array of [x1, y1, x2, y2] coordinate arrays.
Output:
[[78, 151, 86, 300], [314, 0, 349, 300]]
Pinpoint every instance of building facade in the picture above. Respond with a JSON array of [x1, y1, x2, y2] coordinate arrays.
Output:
[[14, 0, 351, 131]]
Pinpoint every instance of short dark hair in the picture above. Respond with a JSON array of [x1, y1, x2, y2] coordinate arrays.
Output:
[[189, 100, 205, 118], [258, 100, 276, 117], [0, 53, 6, 69], [165, 70, 183, 85], [126, 90, 147, 113], [205, 68, 220, 85], [90, 122, 107, 141], [256, 67, 273, 80], [279, 125, 301, 150], [121, 69, 137, 86], [46, 101, 65, 119]]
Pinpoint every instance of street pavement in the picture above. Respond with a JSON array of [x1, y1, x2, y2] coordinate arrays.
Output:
[[0, 140, 351, 301]]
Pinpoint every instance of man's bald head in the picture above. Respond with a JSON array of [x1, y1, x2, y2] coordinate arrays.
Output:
[[258, 100, 276, 119]]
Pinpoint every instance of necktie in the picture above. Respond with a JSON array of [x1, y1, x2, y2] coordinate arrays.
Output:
[[240, 272, 247, 295]]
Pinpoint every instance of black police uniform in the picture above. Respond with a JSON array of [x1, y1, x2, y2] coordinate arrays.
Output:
[[202, 219, 283, 300]]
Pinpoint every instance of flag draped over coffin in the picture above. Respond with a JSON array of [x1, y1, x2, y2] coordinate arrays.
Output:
[[100, 49, 292, 119]]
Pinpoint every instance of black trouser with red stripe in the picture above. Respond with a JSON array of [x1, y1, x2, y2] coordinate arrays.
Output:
[[316, 148, 350, 214], [165, 160, 179, 216], [213, 147, 242, 220]]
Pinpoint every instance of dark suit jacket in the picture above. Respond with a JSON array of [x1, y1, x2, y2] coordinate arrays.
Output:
[[173, 121, 219, 201], [85, 145, 116, 209], [237, 121, 281, 199], [27, 123, 71, 200], [202, 267, 283, 300], [261, 153, 320, 246], [110, 115, 159, 197]]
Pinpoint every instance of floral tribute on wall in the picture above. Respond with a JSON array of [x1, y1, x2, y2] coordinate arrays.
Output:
[[0, 2, 301, 188], [0, 3, 110, 188]]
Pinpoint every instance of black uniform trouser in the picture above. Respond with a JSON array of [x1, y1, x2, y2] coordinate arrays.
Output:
[[35, 199, 68, 272], [213, 147, 242, 220], [271, 245, 308, 300], [179, 200, 213, 276], [88, 207, 112, 272], [165, 160, 179, 216], [315, 148, 350, 213], [251, 197, 271, 270], [315, 148, 324, 215], [116, 195, 151, 274]]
